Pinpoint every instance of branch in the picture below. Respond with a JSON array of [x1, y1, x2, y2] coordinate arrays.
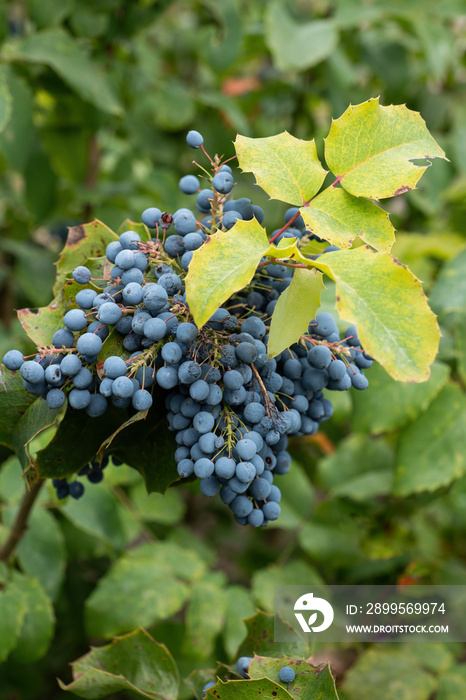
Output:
[[0, 479, 45, 563]]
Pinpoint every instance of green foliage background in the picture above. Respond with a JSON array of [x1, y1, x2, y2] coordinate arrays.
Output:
[[0, 1, 465, 698]]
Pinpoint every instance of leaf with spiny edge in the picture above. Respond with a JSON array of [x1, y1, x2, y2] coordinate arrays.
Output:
[[235, 132, 327, 206], [325, 98, 448, 200], [300, 187, 395, 252], [311, 246, 440, 382], [185, 218, 270, 329]]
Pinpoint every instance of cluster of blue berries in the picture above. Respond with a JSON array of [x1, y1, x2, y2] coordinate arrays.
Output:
[[50, 455, 122, 500], [2, 129, 372, 519]]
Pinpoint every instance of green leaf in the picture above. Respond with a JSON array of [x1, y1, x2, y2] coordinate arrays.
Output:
[[341, 648, 437, 700], [0, 67, 34, 171], [85, 542, 205, 638], [300, 187, 395, 251], [0, 582, 27, 663], [393, 383, 466, 496], [0, 237, 56, 308], [153, 81, 196, 131], [252, 561, 323, 613], [0, 456, 28, 502], [318, 434, 394, 500], [17, 279, 82, 347], [202, 0, 243, 70], [183, 580, 227, 659], [11, 394, 63, 472], [129, 481, 186, 525], [430, 248, 466, 316], [8, 506, 66, 600], [435, 664, 466, 699], [41, 127, 89, 184], [59, 629, 179, 700], [97, 327, 131, 365], [54, 220, 118, 295], [455, 311, 466, 384], [206, 678, 292, 700], [35, 405, 123, 480], [267, 461, 315, 530], [351, 361, 451, 434], [25, 144, 57, 222], [185, 219, 270, 329], [268, 268, 324, 358], [28, 0, 73, 27], [249, 657, 340, 699], [222, 586, 256, 659], [265, 1, 338, 72], [236, 611, 307, 660], [298, 520, 361, 563], [106, 391, 178, 494], [3, 29, 121, 115], [313, 246, 440, 381], [10, 572, 55, 663], [0, 370, 36, 450], [0, 66, 12, 134], [60, 482, 132, 550], [235, 132, 327, 206], [325, 98, 447, 199]]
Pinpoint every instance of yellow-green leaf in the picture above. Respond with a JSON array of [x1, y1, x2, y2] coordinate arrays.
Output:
[[268, 268, 324, 358], [300, 187, 395, 251], [325, 98, 447, 200], [185, 219, 270, 329], [312, 246, 440, 381], [235, 132, 327, 206]]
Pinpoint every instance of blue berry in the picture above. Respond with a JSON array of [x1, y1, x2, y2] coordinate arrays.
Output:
[[141, 208, 162, 228], [186, 130, 204, 148], [69, 481, 85, 499], [179, 174, 200, 194], [3, 349, 24, 371], [212, 171, 234, 194], [279, 666, 296, 684], [132, 389, 153, 411], [20, 360, 44, 384], [72, 266, 92, 284], [63, 309, 87, 332]]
